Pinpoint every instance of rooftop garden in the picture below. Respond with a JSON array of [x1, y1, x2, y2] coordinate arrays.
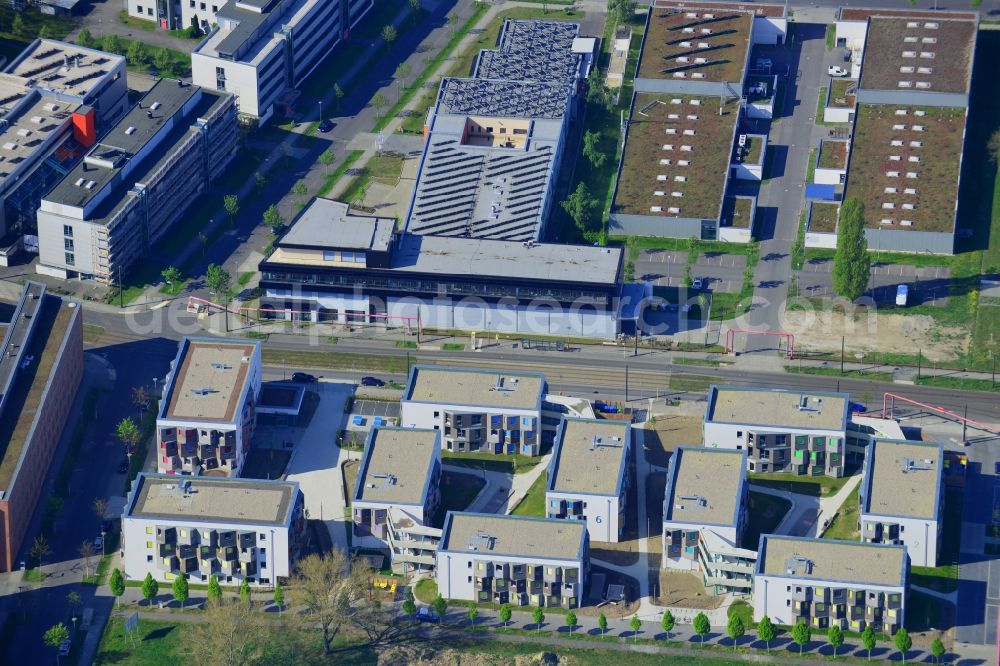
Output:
[[828, 78, 856, 109], [721, 196, 753, 229], [637, 8, 751, 83], [808, 202, 839, 233], [818, 139, 848, 169]]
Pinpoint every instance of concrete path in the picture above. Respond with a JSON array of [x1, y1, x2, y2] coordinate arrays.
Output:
[[814, 474, 862, 536], [749, 473, 861, 538]]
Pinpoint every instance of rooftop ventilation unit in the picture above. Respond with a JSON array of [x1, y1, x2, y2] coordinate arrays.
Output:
[[151, 101, 161, 111], [367, 472, 398, 488], [902, 457, 934, 472], [676, 494, 708, 511], [467, 531, 496, 551], [211, 362, 233, 370], [191, 387, 219, 396], [785, 555, 813, 575], [490, 375, 518, 392], [125, 126, 136, 135], [590, 435, 623, 451], [796, 395, 819, 412]]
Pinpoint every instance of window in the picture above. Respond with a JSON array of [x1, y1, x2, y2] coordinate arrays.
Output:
[[342, 251, 355, 262], [180, 530, 188, 538], [522, 417, 531, 426], [65, 252, 74, 266], [467, 576, 472, 582], [147, 555, 154, 562], [259, 533, 266, 540], [146, 541, 153, 548], [212, 4, 217, 9], [137, 4, 143, 12], [190, 0, 195, 6], [736, 431, 742, 438], [467, 561, 472, 568], [433, 411, 440, 418], [63, 225, 73, 237], [323, 251, 337, 261], [200, 2, 205, 8], [147, 7, 152, 14], [146, 526, 153, 534]]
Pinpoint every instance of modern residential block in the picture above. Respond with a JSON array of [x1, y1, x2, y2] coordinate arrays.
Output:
[[546, 418, 632, 543], [704, 386, 849, 477], [0, 282, 83, 572], [859, 439, 944, 567], [352, 426, 442, 574], [155, 337, 262, 476], [122, 473, 304, 586], [0, 40, 128, 248], [436, 512, 588, 608], [754, 535, 908, 633], [191, 0, 372, 120], [400, 366, 546, 455], [36, 78, 238, 282], [662, 447, 755, 595]]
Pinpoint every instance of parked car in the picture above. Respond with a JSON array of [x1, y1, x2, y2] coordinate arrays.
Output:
[[59, 640, 71, 657], [994, 461, 1000, 475], [291, 372, 318, 383], [692, 277, 704, 290], [360, 376, 386, 387], [849, 402, 866, 413], [416, 607, 439, 623], [756, 57, 772, 70], [318, 119, 334, 133], [19, 354, 34, 370], [94, 535, 104, 550], [828, 65, 849, 77], [895, 284, 909, 307]]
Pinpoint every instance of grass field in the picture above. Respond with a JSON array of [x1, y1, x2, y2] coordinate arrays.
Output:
[[260, 349, 408, 373], [822, 494, 859, 541], [442, 451, 540, 475], [785, 365, 894, 382], [748, 472, 857, 498], [510, 473, 547, 516], [414, 578, 439, 604]]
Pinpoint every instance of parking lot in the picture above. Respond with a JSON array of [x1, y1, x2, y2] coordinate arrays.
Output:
[[635, 250, 746, 293], [345, 399, 401, 432], [797, 258, 951, 306]]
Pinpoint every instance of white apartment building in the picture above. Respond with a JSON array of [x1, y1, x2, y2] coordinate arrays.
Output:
[[436, 512, 588, 608], [400, 366, 547, 456], [352, 427, 442, 574], [122, 473, 304, 586], [36, 78, 238, 282], [155, 337, 262, 476], [191, 0, 372, 120], [662, 447, 755, 595], [753, 535, 908, 634], [545, 418, 632, 543], [859, 439, 944, 568]]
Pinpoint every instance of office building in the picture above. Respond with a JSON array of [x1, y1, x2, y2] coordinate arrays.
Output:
[[257, 197, 627, 339], [662, 447, 755, 595], [0, 282, 83, 572], [546, 418, 632, 543], [859, 439, 943, 567], [191, 0, 372, 120], [436, 512, 588, 608], [36, 78, 238, 282], [400, 366, 546, 456], [753, 535, 908, 633], [122, 473, 304, 586], [155, 337, 262, 476], [352, 427, 442, 574], [0, 40, 128, 249]]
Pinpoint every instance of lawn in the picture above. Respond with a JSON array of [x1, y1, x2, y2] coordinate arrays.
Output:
[[95, 617, 193, 665], [741, 491, 791, 550], [668, 373, 715, 393], [241, 448, 292, 480], [805, 148, 816, 184], [260, 349, 408, 373], [414, 578, 438, 604], [748, 472, 857, 498], [438, 469, 486, 515], [828, 78, 856, 108], [510, 472, 547, 516], [808, 202, 839, 233], [916, 375, 1000, 393], [343, 459, 359, 505], [785, 365, 895, 382], [910, 488, 962, 593], [821, 494, 859, 540], [442, 451, 540, 475], [339, 152, 406, 206], [818, 139, 848, 169], [721, 197, 753, 229]]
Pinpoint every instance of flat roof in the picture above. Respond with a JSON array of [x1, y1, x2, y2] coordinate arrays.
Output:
[[844, 104, 964, 234], [859, 17, 974, 95], [441, 512, 585, 560], [5, 39, 124, 99], [355, 427, 439, 506], [706, 386, 848, 432], [840, 7, 977, 21], [404, 366, 544, 411], [0, 91, 76, 183], [665, 447, 744, 526], [475, 20, 581, 87], [549, 419, 630, 496], [638, 7, 752, 83], [279, 198, 394, 251], [653, 0, 786, 18], [759, 535, 906, 587], [163, 339, 258, 423], [862, 439, 942, 520], [129, 473, 295, 525], [437, 78, 570, 120], [614, 93, 738, 220]]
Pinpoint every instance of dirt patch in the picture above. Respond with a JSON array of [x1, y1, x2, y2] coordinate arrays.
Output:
[[783, 309, 967, 361], [379, 645, 549, 666], [653, 570, 725, 610], [578, 566, 641, 618], [639, 415, 703, 467]]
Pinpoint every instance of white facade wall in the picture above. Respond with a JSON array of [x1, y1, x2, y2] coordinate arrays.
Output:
[[546, 491, 621, 543], [353, 503, 426, 551], [805, 231, 838, 249], [400, 401, 539, 437], [746, 99, 773, 119], [861, 514, 938, 568], [814, 167, 846, 185], [753, 574, 905, 627], [703, 421, 843, 453], [824, 106, 854, 124], [752, 17, 787, 45], [661, 523, 738, 571], [732, 162, 763, 181], [718, 226, 753, 244], [436, 551, 583, 603]]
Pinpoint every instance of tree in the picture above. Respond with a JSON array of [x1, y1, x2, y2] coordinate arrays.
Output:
[[988, 129, 1000, 164], [239, 578, 252, 605], [273, 581, 284, 613], [67, 591, 82, 615], [126, 40, 147, 65], [78, 540, 97, 578], [432, 594, 447, 625], [161, 266, 182, 286], [692, 612, 710, 645], [409, 0, 421, 21], [832, 197, 871, 301], [395, 63, 413, 91], [131, 385, 149, 414], [971, 0, 983, 8], [561, 182, 598, 233], [101, 34, 123, 55], [262, 204, 284, 235], [757, 615, 775, 653], [205, 574, 222, 604], [597, 612, 608, 637], [861, 624, 877, 661], [293, 180, 308, 205], [295, 550, 355, 655], [141, 572, 159, 606], [154, 47, 172, 72], [402, 589, 416, 619], [382, 24, 397, 47], [467, 602, 478, 626], [565, 610, 577, 634], [333, 84, 345, 110], [109, 568, 125, 608], [206, 263, 232, 297], [582, 130, 606, 169], [29, 535, 50, 570], [77, 28, 93, 48], [189, 597, 269, 666], [660, 610, 675, 639], [499, 603, 512, 629], [223, 194, 240, 226], [116, 417, 141, 451], [319, 149, 335, 175], [827, 625, 844, 658], [792, 620, 811, 655], [894, 628, 912, 664], [610, 0, 638, 26], [726, 615, 745, 651], [12, 14, 25, 36], [930, 636, 945, 664], [43, 623, 70, 663], [629, 615, 642, 641], [532, 606, 545, 633], [254, 171, 267, 191], [371, 92, 388, 118]]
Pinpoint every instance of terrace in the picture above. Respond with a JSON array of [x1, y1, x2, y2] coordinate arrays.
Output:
[[828, 78, 856, 109], [721, 196, 753, 229], [734, 134, 764, 165], [844, 105, 965, 233], [818, 140, 848, 169], [637, 8, 752, 83], [809, 202, 839, 233], [614, 93, 739, 219], [858, 17, 974, 95]]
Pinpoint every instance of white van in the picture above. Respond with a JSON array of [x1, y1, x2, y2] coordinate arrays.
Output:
[[895, 284, 909, 306]]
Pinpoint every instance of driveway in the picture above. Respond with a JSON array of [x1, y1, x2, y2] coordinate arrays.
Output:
[[798, 258, 950, 306], [71, 0, 200, 52], [635, 250, 745, 293]]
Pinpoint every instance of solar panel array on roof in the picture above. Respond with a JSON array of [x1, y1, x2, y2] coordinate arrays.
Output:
[[437, 78, 569, 119], [475, 20, 581, 87]]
